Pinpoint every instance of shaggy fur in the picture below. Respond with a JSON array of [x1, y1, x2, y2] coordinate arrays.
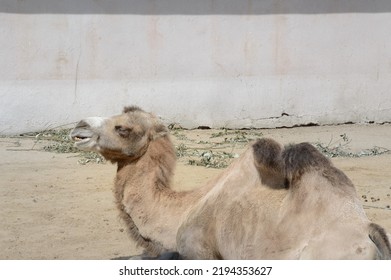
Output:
[[282, 142, 354, 189], [252, 138, 286, 189], [123, 105, 142, 113]]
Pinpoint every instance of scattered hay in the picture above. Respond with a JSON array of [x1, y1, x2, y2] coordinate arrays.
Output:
[[38, 129, 79, 154], [172, 128, 260, 169], [188, 151, 238, 169], [24, 128, 390, 168], [313, 134, 390, 158], [211, 129, 263, 144], [175, 131, 390, 169], [34, 129, 105, 165]]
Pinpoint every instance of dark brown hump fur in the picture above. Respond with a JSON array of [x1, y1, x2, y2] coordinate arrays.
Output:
[[283, 142, 330, 176], [252, 138, 286, 189], [123, 105, 143, 113], [282, 142, 353, 188], [252, 138, 283, 172]]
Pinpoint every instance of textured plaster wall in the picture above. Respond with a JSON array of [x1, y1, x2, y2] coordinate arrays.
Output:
[[1, 0, 391, 135]]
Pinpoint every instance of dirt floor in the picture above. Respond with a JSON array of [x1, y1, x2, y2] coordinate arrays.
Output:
[[1, 124, 391, 260]]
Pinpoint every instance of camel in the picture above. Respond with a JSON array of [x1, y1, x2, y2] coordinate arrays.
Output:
[[177, 140, 391, 259], [70, 106, 391, 259]]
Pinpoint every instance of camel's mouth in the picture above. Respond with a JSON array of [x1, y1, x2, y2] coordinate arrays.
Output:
[[72, 135, 91, 143], [69, 129, 95, 149], [70, 117, 107, 150]]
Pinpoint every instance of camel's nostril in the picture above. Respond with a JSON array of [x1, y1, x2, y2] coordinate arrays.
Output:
[[70, 117, 106, 142], [75, 120, 91, 129]]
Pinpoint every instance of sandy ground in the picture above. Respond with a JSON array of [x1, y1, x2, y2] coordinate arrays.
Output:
[[1, 124, 391, 260]]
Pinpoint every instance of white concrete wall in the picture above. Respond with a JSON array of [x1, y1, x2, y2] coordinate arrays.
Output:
[[1, 0, 391, 135]]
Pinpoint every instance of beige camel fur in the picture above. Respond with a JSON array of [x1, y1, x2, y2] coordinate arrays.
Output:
[[70, 106, 391, 259], [177, 140, 391, 259]]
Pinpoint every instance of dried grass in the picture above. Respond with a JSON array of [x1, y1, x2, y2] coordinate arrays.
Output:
[[26, 128, 390, 168], [32, 129, 105, 165]]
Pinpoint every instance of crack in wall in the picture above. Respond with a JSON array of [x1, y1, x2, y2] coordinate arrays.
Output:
[[73, 37, 82, 105], [73, 49, 81, 105]]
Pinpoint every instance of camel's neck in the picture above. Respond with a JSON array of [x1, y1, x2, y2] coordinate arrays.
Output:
[[114, 135, 206, 253]]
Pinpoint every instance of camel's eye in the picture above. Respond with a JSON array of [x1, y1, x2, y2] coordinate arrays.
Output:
[[115, 125, 132, 138]]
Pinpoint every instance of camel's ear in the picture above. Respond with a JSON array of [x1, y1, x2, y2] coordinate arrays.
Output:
[[150, 122, 169, 140]]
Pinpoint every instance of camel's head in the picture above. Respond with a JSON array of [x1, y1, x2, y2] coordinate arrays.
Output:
[[70, 106, 169, 162]]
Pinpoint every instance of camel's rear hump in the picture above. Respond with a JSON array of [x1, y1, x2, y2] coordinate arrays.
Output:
[[282, 142, 354, 189]]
